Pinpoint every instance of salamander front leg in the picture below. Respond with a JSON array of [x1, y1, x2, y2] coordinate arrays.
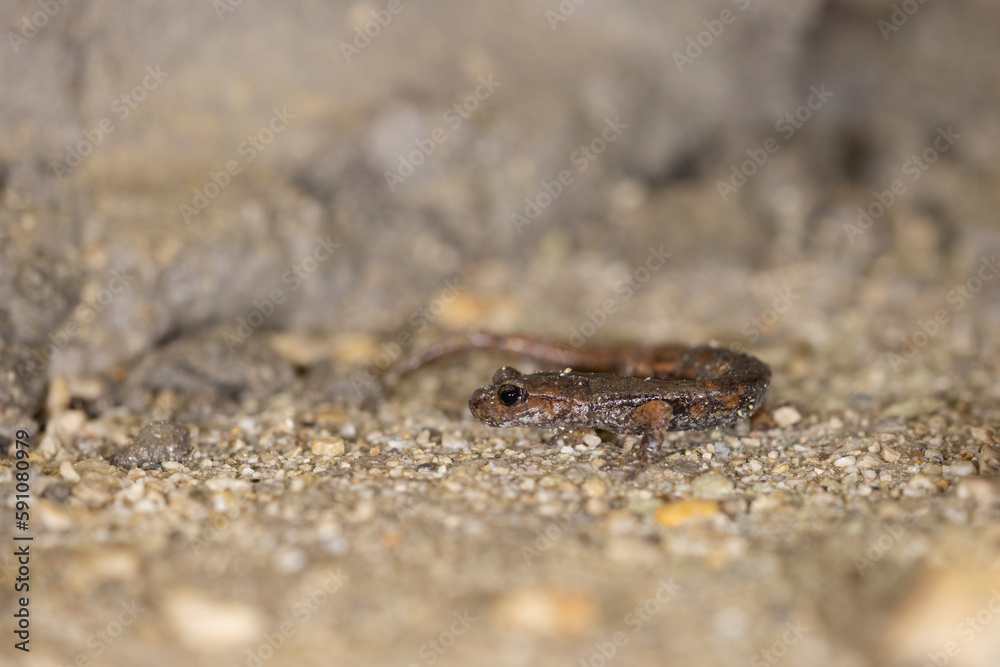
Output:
[[633, 400, 673, 467]]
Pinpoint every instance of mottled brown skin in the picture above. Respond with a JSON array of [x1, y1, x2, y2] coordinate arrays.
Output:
[[387, 333, 771, 465]]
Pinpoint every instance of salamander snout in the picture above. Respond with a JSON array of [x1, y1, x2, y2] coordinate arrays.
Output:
[[468, 366, 529, 427]]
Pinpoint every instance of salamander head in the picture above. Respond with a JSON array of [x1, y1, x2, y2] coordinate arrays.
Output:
[[468, 366, 589, 428]]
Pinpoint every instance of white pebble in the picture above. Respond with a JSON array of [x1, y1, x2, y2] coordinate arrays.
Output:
[[59, 461, 81, 483], [946, 460, 976, 477], [834, 455, 857, 468], [772, 406, 802, 428], [442, 434, 467, 450], [582, 433, 602, 447]]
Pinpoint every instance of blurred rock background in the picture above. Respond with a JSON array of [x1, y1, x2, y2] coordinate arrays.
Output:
[[2, 1, 1000, 666]]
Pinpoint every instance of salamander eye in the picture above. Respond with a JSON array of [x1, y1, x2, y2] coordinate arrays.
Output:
[[497, 384, 526, 407]]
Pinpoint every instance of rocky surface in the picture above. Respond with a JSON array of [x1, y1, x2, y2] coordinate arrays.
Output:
[[1, 0, 1000, 666]]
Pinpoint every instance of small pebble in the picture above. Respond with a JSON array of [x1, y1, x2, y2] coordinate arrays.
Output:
[[493, 588, 596, 638], [968, 426, 991, 443], [164, 590, 266, 650], [59, 461, 81, 483], [882, 446, 901, 463], [857, 454, 881, 469], [656, 500, 722, 527], [834, 455, 856, 468], [311, 437, 346, 457], [442, 434, 467, 450], [772, 406, 802, 428], [956, 478, 1000, 506], [690, 473, 735, 498], [581, 433, 602, 447], [979, 444, 1000, 475], [945, 460, 975, 477], [107, 421, 192, 469]]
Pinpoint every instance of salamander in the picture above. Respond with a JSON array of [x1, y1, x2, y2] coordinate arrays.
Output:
[[385, 332, 770, 465]]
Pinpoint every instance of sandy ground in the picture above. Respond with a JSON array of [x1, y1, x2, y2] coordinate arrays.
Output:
[[2, 1, 1000, 666]]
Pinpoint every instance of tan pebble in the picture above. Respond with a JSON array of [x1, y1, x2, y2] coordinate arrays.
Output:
[[656, 500, 721, 527], [772, 406, 802, 428], [968, 426, 991, 443], [690, 473, 735, 498], [605, 536, 659, 564], [834, 455, 856, 468], [585, 498, 607, 516], [978, 444, 1000, 475], [907, 474, 936, 491], [884, 569, 1000, 666], [492, 587, 596, 638], [882, 446, 901, 463], [59, 460, 81, 483], [45, 377, 71, 416], [37, 499, 73, 531], [329, 332, 379, 363], [857, 454, 881, 469], [581, 433, 602, 447], [71, 482, 113, 506], [956, 478, 1000, 507], [48, 410, 86, 443], [581, 479, 607, 499], [922, 463, 943, 476], [311, 437, 345, 457], [75, 458, 119, 476], [165, 590, 266, 650]]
